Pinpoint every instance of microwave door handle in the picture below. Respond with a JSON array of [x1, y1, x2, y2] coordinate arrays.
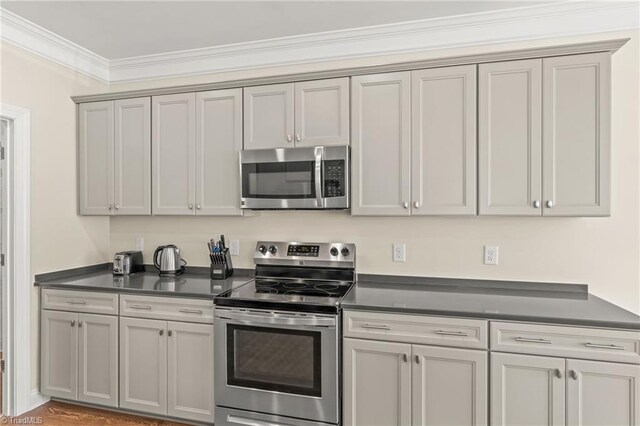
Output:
[[314, 146, 324, 208]]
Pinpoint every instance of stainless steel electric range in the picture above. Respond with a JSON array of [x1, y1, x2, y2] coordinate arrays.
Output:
[[214, 241, 356, 426]]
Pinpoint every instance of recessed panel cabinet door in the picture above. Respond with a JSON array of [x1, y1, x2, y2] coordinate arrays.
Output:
[[351, 72, 412, 216], [412, 345, 487, 426], [542, 53, 611, 216], [114, 97, 151, 215], [41, 310, 78, 400], [567, 359, 639, 426], [294, 78, 350, 147], [343, 338, 412, 426], [244, 83, 294, 150], [120, 317, 167, 415], [77, 313, 118, 407], [167, 321, 214, 422], [491, 352, 565, 426], [411, 66, 477, 215], [78, 101, 114, 215], [152, 93, 196, 215], [479, 59, 542, 215], [195, 89, 243, 215]]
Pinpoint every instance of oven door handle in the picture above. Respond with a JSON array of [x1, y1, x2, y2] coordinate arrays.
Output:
[[314, 146, 324, 208], [227, 414, 295, 426], [216, 311, 335, 328]]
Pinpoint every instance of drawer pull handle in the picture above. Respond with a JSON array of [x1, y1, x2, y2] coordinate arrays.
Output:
[[584, 343, 626, 351], [179, 309, 203, 315], [434, 330, 469, 337], [130, 304, 152, 310], [361, 323, 390, 330], [66, 300, 86, 305], [515, 337, 552, 344]]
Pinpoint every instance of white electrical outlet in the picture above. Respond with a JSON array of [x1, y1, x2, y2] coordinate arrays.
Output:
[[230, 239, 240, 256], [136, 237, 144, 252], [484, 245, 499, 265], [393, 243, 406, 262]]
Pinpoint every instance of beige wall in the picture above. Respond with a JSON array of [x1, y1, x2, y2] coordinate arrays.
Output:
[[0, 42, 111, 391], [110, 29, 640, 316]]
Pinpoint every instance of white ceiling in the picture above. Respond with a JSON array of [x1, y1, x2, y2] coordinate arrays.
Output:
[[1, 1, 552, 59]]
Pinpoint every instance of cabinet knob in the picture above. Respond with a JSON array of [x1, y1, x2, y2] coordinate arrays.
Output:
[[295, 133, 301, 142], [555, 368, 563, 379], [78, 321, 83, 328], [188, 203, 194, 210], [196, 204, 201, 210], [533, 200, 540, 208], [546, 200, 554, 208], [286, 134, 292, 143], [413, 201, 419, 209], [114, 204, 119, 210], [71, 320, 76, 327], [108, 204, 112, 210], [402, 202, 409, 209], [403, 353, 408, 362], [159, 329, 164, 336], [570, 369, 578, 380], [415, 355, 420, 364], [168, 330, 173, 337]]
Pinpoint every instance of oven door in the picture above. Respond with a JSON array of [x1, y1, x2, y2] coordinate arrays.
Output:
[[215, 308, 339, 424]]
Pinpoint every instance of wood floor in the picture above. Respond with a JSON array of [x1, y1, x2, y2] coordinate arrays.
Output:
[[10, 401, 188, 425]]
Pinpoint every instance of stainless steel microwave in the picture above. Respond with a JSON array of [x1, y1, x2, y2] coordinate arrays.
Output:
[[240, 145, 349, 210]]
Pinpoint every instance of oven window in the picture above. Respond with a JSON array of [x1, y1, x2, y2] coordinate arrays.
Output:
[[227, 325, 322, 397], [242, 161, 316, 199]]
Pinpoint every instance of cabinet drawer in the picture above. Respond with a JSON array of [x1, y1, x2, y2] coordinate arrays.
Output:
[[491, 322, 640, 364], [120, 294, 214, 324], [42, 289, 118, 315], [343, 310, 488, 349]]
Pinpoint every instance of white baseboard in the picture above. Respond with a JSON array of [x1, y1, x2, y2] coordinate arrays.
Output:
[[29, 389, 49, 412]]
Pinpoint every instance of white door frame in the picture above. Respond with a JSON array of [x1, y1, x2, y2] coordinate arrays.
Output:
[[0, 103, 43, 415]]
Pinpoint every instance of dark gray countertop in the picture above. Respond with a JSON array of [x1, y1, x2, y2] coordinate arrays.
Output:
[[34, 264, 254, 299], [343, 275, 640, 330]]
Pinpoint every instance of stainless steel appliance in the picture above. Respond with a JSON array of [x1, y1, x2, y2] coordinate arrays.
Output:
[[113, 251, 143, 276], [240, 145, 349, 210], [214, 241, 356, 426], [153, 244, 186, 276]]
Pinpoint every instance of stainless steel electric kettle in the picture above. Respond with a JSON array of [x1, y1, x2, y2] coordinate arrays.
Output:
[[153, 244, 186, 276]]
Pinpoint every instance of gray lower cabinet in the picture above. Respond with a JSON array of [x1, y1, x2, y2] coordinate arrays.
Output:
[[343, 337, 487, 426], [120, 316, 214, 422], [41, 310, 118, 407]]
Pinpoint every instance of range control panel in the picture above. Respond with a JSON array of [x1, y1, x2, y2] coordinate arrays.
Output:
[[287, 244, 320, 257], [254, 241, 356, 268]]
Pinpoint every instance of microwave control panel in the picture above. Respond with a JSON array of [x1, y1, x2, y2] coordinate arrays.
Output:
[[323, 160, 345, 198]]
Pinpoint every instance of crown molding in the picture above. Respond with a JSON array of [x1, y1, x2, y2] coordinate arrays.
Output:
[[2, 1, 639, 84], [0, 8, 109, 82]]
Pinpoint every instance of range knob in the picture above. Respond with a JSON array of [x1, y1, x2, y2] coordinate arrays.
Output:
[[341, 247, 351, 257], [268, 245, 278, 254], [330, 247, 339, 257], [258, 245, 267, 255]]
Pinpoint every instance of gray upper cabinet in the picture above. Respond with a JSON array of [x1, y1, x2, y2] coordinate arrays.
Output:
[[479, 59, 542, 216], [79, 98, 150, 216], [411, 65, 477, 215], [294, 78, 350, 147], [78, 101, 114, 215], [152, 93, 196, 215], [114, 97, 151, 215], [244, 83, 295, 150], [542, 53, 611, 216], [351, 72, 412, 216], [167, 321, 215, 422], [195, 89, 243, 215]]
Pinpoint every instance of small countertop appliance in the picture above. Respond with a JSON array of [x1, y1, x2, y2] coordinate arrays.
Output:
[[113, 251, 144, 276]]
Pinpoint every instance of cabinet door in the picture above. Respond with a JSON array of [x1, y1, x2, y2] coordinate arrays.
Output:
[[412, 345, 487, 426], [41, 310, 78, 400], [243, 83, 294, 150], [567, 359, 639, 426], [411, 66, 477, 216], [120, 317, 167, 415], [479, 59, 542, 216], [167, 321, 214, 422], [351, 72, 411, 216], [152, 93, 196, 215], [114, 97, 151, 215], [491, 352, 565, 426], [195, 89, 243, 215], [343, 338, 412, 426], [78, 101, 114, 215], [77, 313, 118, 407], [542, 53, 611, 216], [294, 78, 350, 147]]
